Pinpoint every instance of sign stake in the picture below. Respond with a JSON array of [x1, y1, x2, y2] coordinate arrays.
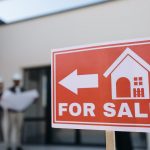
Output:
[[106, 131, 116, 150]]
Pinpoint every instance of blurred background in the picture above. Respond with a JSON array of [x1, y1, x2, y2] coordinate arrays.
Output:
[[0, 0, 150, 150]]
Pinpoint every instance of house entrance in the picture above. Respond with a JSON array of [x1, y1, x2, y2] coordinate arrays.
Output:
[[116, 77, 131, 98]]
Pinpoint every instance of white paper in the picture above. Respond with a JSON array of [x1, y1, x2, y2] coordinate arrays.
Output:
[[0, 89, 39, 112]]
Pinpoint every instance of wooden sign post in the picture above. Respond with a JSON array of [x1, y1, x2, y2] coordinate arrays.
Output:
[[106, 131, 116, 150]]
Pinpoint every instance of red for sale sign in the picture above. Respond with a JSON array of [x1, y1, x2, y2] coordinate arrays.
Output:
[[51, 38, 150, 132]]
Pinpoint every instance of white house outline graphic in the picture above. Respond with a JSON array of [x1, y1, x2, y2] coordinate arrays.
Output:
[[103, 48, 150, 100]]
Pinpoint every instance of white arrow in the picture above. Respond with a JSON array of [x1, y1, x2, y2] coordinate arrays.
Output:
[[59, 69, 99, 95]]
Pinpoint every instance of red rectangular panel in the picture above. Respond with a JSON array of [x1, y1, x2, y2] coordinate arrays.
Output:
[[51, 38, 150, 132]]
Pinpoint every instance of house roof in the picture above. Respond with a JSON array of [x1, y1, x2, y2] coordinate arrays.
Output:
[[103, 48, 150, 77]]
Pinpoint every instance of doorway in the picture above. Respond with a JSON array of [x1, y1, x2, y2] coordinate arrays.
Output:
[[23, 66, 51, 144], [116, 77, 131, 98]]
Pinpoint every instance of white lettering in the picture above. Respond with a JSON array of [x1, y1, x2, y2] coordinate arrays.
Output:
[[59, 103, 68, 116], [118, 103, 133, 118], [135, 103, 148, 118], [83, 103, 95, 117], [69, 103, 82, 116], [103, 103, 116, 117]]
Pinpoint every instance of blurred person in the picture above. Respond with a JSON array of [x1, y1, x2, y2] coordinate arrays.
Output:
[[2, 73, 25, 150], [0, 77, 3, 98], [0, 77, 4, 142], [115, 131, 132, 150]]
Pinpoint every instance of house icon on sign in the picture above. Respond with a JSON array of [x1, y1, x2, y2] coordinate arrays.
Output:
[[103, 48, 150, 100]]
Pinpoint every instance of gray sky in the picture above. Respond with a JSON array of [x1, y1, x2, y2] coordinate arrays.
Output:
[[0, 0, 108, 23]]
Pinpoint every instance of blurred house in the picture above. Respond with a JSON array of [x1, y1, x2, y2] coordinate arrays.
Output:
[[0, 0, 149, 149]]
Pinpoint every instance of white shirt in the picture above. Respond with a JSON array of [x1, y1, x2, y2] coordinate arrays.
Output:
[[15, 86, 21, 94]]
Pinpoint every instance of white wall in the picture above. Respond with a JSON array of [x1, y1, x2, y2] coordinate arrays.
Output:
[[0, 0, 150, 87]]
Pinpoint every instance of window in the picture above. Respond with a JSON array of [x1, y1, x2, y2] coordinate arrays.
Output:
[[133, 88, 144, 97], [134, 77, 143, 86]]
